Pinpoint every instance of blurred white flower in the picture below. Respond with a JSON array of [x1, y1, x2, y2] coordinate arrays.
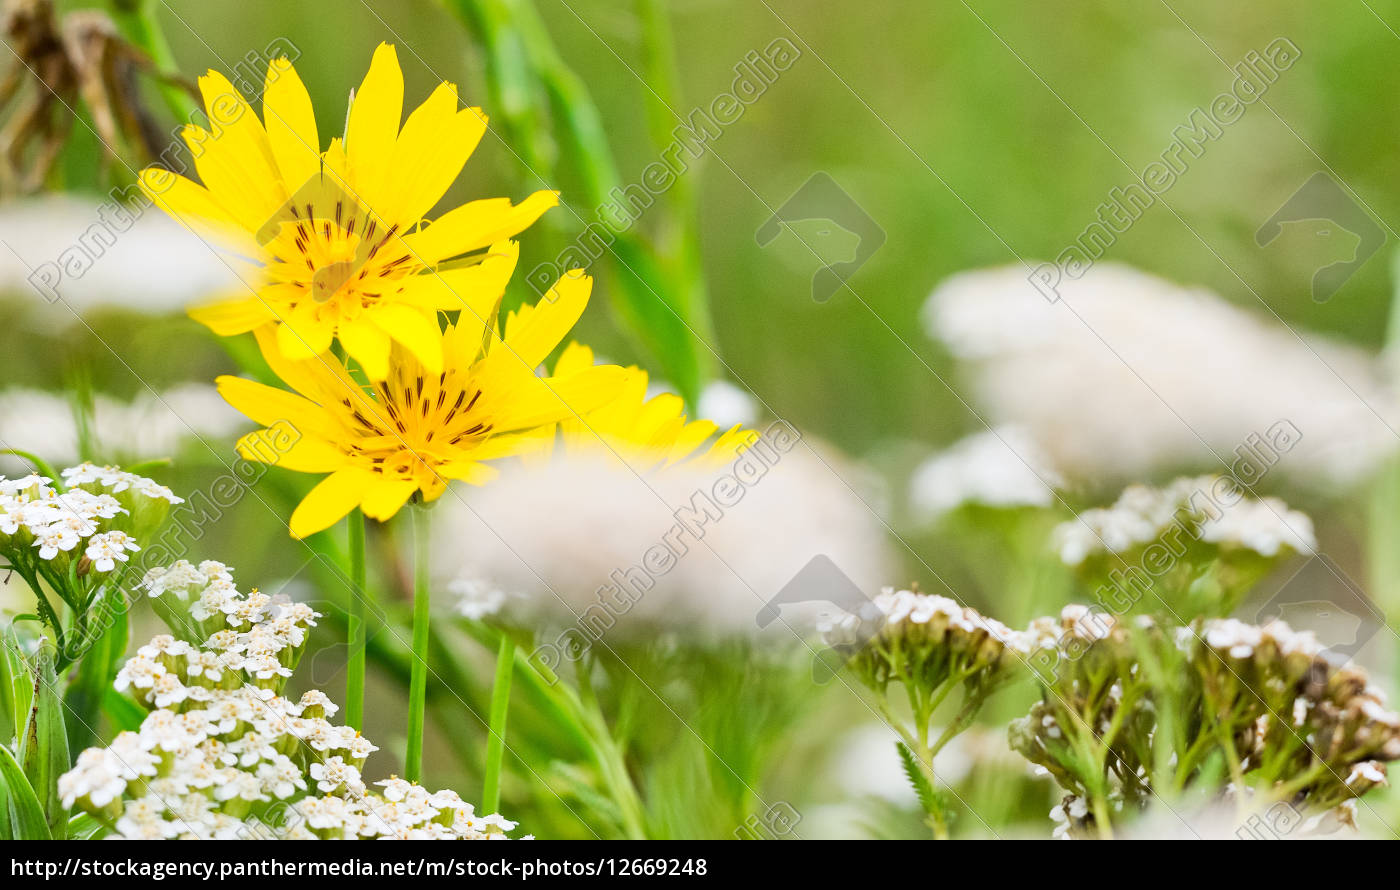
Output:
[[909, 426, 1062, 521], [0, 194, 242, 323], [449, 576, 511, 621], [634, 380, 758, 431], [828, 724, 921, 805], [1052, 475, 1316, 565], [0, 383, 243, 470], [431, 438, 894, 639], [925, 263, 1400, 488], [697, 380, 760, 429]]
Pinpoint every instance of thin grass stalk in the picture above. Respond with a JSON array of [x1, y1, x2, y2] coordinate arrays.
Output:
[[344, 508, 367, 731], [405, 505, 433, 782]]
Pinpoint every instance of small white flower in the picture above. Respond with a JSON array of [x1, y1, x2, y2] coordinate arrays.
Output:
[[149, 672, 189, 709], [33, 526, 78, 560], [114, 655, 166, 694], [58, 749, 127, 809], [84, 530, 140, 572], [310, 756, 361, 794]]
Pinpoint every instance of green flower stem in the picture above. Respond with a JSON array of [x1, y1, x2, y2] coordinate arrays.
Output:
[[875, 691, 950, 839], [405, 505, 433, 783], [1090, 794, 1114, 840], [480, 633, 515, 813], [344, 509, 367, 731]]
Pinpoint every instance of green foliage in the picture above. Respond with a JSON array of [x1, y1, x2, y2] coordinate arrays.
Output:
[[0, 743, 50, 840], [442, 0, 712, 404], [19, 650, 70, 835], [895, 741, 940, 823]]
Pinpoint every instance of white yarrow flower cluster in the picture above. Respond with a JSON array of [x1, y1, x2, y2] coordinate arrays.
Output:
[[1011, 608, 1400, 836], [62, 559, 526, 840], [1053, 475, 1315, 565], [820, 586, 1038, 696], [0, 465, 179, 580]]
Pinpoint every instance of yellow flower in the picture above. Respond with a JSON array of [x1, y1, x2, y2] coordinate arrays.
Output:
[[531, 342, 759, 472], [218, 270, 629, 539], [141, 42, 557, 379]]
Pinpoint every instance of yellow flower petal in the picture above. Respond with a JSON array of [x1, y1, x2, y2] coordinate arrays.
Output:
[[188, 296, 277, 336], [359, 478, 418, 521], [396, 240, 519, 313], [190, 71, 285, 228], [235, 429, 345, 472], [382, 84, 487, 225], [438, 461, 501, 486], [702, 425, 761, 466], [345, 42, 404, 220], [368, 303, 443, 375], [500, 269, 591, 369], [139, 168, 259, 257], [664, 419, 719, 466], [339, 318, 392, 381], [252, 325, 330, 400], [553, 342, 595, 378], [491, 364, 631, 432], [275, 304, 334, 360], [216, 375, 329, 435], [322, 136, 350, 192], [262, 57, 321, 193], [290, 468, 375, 538], [402, 191, 558, 264]]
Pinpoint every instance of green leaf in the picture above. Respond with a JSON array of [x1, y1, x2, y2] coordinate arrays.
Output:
[[440, 0, 712, 405], [101, 688, 146, 732], [895, 741, 941, 820], [0, 450, 61, 486], [608, 239, 709, 405], [66, 812, 107, 840], [0, 744, 50, 840], [20, 651, 69, 833], [546, 760, 624, 835], [0, 630, 33, 743]]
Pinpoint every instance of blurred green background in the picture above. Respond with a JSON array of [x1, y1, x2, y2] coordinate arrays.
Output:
[[25, 0, 1400, 450]]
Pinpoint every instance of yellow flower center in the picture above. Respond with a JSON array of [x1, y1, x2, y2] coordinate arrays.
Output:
[[336, 375, 496, 489], [259, 183, 421, 318]]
